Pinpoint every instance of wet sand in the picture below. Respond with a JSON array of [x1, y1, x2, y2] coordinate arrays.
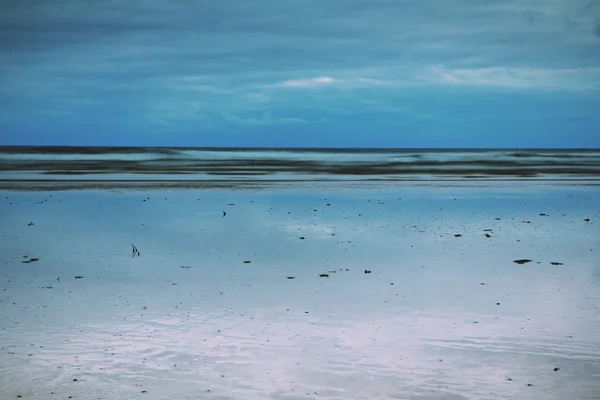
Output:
[[1, 182, 599, 399]]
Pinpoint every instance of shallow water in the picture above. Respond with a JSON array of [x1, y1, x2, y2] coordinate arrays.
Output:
[[1, 182, 599, 399]]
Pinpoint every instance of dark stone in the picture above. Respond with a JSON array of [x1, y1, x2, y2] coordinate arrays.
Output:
[[364, 270, 372, 274], [319, 274, 329, 278], [513, 259, 533, 264]]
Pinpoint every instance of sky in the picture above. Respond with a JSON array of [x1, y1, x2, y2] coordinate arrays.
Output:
[[0, 0, 599, 148]]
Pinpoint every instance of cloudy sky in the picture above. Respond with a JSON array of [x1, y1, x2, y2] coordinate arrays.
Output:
[[1, 0, 599, 147]]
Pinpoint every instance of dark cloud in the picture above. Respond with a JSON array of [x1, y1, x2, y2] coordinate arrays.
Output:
[[1, 0, 598, 146]]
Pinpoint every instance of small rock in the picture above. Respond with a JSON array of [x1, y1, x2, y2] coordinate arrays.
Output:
[[299, 237, 305, 240], [286, 276, 296, 279], [554, 367, 560, 372], [550, 262, 563, 266], [319, 274, 329, 278], [243, 260, 251, 264], [513, 259, 533, 265], [484, 234, 491, 238], [454, 234, 462, 237], [584, 218, 590, 222], [74, 276, 84, 279], [364, 270, 372, 274]]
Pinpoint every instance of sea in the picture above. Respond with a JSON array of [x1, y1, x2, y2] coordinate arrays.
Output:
[[1, 147, 599, 188]]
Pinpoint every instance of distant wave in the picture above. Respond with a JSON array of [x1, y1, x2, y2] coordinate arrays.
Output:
[[0, 146, 599, 182]]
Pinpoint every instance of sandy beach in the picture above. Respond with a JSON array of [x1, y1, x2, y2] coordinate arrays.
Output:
[[1, 180, 599, 399]]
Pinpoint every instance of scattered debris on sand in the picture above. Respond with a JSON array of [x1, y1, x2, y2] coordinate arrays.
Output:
[[513, 259, 533, 265]]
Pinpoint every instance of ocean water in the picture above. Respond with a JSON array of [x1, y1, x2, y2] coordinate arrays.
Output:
[[1, 148, 600, 399], [1, 147, 600, 184]]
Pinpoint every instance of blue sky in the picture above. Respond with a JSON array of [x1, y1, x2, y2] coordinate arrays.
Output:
[[0, 0, 599, 147]]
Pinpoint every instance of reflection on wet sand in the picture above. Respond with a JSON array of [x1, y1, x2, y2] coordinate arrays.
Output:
[[0, 182, 599, 399]]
